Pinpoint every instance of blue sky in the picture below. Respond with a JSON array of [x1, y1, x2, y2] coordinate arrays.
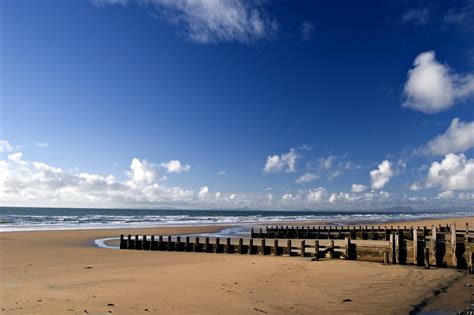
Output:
[[0, 0, 473, 209]]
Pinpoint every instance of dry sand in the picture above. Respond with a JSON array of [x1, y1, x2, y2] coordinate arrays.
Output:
[[1, 218, 473, 314]]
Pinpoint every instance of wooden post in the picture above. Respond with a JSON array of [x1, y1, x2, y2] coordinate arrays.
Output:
[[167, 236, 172, 251], [469, 251, 474, 274], [215, 238, 220, 253], [250, 228, 254, 238], [344, 237, 351, 259], [238, 238, 244, 254], [135, 235, 141, 250], [205, 237, 210, 252], [395, 234, 401, 264], [466, 223, 469, 243], [119, 234, 126, 249], [314, 240, 319, 260], [316, 226, 320, 239], [424, 248, 430, 269], [193, 237, 200, 252], [143, 235, 149, 250], [389, 234, 396, 264], [127, 234, 133, 249], [430, 227, 437, 267], [248, 238, 254, 254], [176, 236, 181, 251], [301, 240, 306, 257], [150, 235, 157, 251], [451, 223, 457, 268], [286, 239, 292, 256], [413, 228, 418, 265], [259, 228, 263, 238], [158, 235, 163, 250], [328, 240, 334, 259], [226, 237, 232, 254], [185, 236, 190, 251], [272, 239, 278, 256], [260, 239, 265, 255]]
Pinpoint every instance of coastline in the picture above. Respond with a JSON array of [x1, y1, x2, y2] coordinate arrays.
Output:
[[1, 216, 473, 314]]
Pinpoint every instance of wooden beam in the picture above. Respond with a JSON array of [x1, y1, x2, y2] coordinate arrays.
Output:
[[451, 223, 457, 268], [430, 227, 437, 267], [314, 240, 319, 261], [424, 248, 430, 269], [413, 228, 418, 265]]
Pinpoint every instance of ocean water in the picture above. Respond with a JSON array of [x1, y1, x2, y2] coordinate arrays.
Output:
[[0, 207, 472, 232]]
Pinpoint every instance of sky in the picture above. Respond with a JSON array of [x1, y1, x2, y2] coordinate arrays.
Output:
[[0, 0, 473, 210]]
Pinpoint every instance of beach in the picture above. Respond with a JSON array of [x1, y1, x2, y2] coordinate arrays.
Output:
[[1, 217, 473, 314]]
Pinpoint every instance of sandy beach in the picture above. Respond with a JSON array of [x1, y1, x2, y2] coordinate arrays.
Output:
[[1, 217, 473, 314]]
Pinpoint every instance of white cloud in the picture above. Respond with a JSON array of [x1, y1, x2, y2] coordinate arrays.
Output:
[[0, 140, 13, 153], [403, 51, 474, 113], [307, 155, 360, 180], [100, 0, 278, 44], [295, 172, 318, 184], [218, 170, 225, 175], [351, 184, 367, 193], [161, 160, 191, 174], [35, 142, 48, 148], [0, 152, 196, 207], [300, 20, 314, 40], [229, 193, 236, 200], [129, 158, 158, 185], [409, 182, 423, 191], [400, 8, 430, 26], [8, 152, 23, 162], [426, 153, 474, 190], [306, 187, 326, 203], [198, 186, 209, 198], [264, 149, 299, 173], [370, 160, 394, 190], [437, 190, 455, 199], [424, 118, 474, 155]]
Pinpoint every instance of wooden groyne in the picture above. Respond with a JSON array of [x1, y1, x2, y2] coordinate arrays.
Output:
[[252, 223, 473, 241], [118, 223, 474, 273]]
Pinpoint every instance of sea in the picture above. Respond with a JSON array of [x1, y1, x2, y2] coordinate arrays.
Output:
[[0, 207, 472, 232]]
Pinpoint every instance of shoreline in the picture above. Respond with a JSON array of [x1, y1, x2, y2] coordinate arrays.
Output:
[[1, 213, 473, 234], [1, 216, 473, 314]]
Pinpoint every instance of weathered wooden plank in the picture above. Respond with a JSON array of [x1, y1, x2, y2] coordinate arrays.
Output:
[[451, 223, 457, 268], [413, 229, 418, 265]]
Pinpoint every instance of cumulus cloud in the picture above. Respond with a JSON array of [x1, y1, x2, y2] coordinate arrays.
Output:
[[198, 186, 209, 198], [426, 153, 474, 190], [306, 187, 326, 203], [370, 160, 394, 190], [161, 160, 191, 174], [264, 149, 299, 173], [0, 140, 13, 153], [295, 172, 318, 184], [424, 118, 474, 155], [98, 0, 278, 44], [129, 158, 158, 185], [351, 184, 367, 193], [403, 51, 474, 113], [218, 170, 226, 176], [0, 152, 196, 207]]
